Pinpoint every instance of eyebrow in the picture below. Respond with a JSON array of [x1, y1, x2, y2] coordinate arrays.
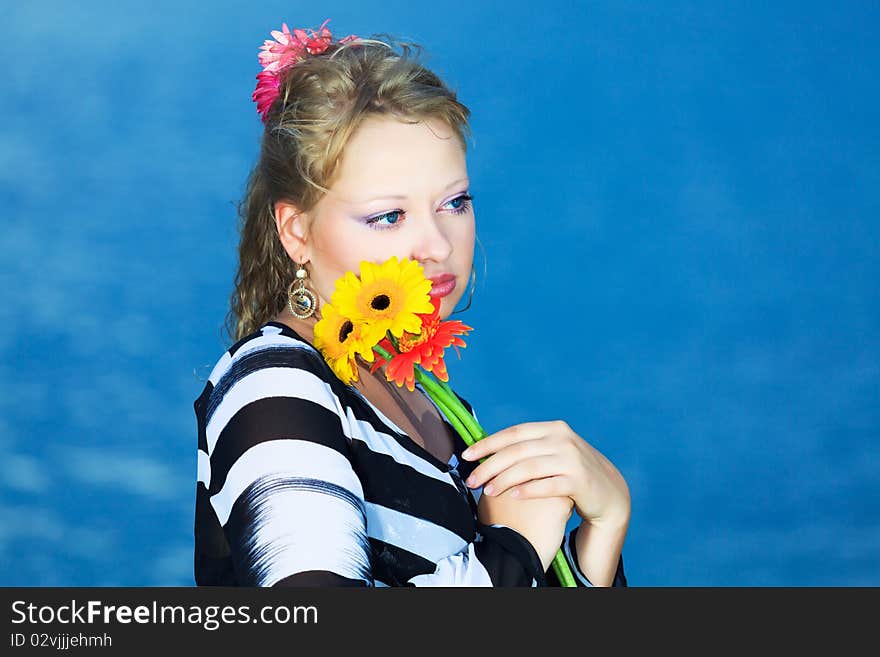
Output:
[[362, 177, 469, 203]]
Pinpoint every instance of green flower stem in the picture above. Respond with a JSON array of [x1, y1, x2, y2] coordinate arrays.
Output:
[[414, 371, 482, 443], [370, 347, 480, 447], [552, 551, 577, 587], [413, 371, 485, 443], [419, 381, 472, 448], [370, 343, 577, 587]]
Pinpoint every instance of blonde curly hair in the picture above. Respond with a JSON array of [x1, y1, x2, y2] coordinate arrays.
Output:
[[225, 33, 473, 344]]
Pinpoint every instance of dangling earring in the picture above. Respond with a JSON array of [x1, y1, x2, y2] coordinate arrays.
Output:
[[287, 261, 318, 319]]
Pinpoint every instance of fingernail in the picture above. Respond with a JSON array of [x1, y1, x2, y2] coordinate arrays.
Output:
[[483, 484, 494, 495], [462, 448, 473, 460], [465, 475, 476, 487]]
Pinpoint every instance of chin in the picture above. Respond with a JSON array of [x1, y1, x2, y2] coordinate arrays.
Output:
[[438, 290, 463, 320]]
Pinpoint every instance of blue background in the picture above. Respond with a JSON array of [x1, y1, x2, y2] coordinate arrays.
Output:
[[2, 1, 877, 586]]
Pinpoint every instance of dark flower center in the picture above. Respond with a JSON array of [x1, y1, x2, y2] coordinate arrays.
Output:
[[371, 294, 391, 311], [339, 320, 353, 343]]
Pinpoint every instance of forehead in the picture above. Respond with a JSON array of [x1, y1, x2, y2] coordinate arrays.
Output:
[[329, 115, 466, 200]]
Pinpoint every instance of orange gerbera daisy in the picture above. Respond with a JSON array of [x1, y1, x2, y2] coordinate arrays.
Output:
[[370, 296, 473, 391]]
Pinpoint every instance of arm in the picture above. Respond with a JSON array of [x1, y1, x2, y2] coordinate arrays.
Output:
[[204, 347, 548, 587], [207, 386, 373, 586], [458, 418, 631, 587], [543, 523, 628, 587], [404, 484, 570, 586], [573, 516, 629, 587]]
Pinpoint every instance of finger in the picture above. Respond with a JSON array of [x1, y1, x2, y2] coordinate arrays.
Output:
[[465, 439, 549, 489], [509, 475, 573, 500], [479, 455, 564, 497], [461, 421, 551, 461]]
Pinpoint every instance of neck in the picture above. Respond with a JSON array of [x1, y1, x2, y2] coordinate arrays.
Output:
[[274, 312, 318, 343]]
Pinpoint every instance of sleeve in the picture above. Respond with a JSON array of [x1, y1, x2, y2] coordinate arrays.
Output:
[[544, 523, 628, 587], [401, 518, 630, 587], [403, 521, 549, 587], [205, 354, 373, 587]]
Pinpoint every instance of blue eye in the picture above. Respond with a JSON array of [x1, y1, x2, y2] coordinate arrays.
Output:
[[365, 210, 404, 229], [448, 194, 474, 215], [364, 193, 474, 230]]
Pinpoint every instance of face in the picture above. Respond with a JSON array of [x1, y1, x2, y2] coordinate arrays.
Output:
[[276, 115, 475, 322]]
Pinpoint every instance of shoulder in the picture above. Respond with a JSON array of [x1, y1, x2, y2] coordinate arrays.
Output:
[[208, 321, 325, 387], [195, 322, 348, 431]]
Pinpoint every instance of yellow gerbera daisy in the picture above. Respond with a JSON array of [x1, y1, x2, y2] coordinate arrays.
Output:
[[331, 256, 434, 339], [313, 302, 385, 385]]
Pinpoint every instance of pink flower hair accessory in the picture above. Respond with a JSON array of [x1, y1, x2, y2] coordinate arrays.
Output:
[[252, 18, 359, 124]]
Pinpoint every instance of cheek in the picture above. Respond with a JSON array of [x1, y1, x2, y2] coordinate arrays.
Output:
[[308, 224, 363, 300], [314, 225, 395, 284], [316, 218, 366, 263], [453, 218, 476, 262]]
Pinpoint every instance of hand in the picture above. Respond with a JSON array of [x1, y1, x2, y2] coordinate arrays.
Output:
[[462, 420, 631, 530], [476, 486, 573, 573]]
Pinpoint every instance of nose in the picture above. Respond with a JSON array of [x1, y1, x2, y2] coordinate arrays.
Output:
[[410, 211, 453, 265]]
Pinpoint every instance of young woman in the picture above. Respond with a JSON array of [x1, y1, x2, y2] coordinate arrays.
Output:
[[194, 20, 630, 587]]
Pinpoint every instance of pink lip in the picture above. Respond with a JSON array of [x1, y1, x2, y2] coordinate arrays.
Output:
[[428, 274, 456, 298]]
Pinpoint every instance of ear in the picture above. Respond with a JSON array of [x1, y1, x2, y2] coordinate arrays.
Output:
[[274, 200, 311, 262]]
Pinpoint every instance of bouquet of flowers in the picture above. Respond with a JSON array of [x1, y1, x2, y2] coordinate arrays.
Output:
[[312, 255, 577, 587]]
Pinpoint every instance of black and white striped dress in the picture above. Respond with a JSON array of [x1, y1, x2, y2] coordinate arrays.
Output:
[[194, 321, 627, 587]]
